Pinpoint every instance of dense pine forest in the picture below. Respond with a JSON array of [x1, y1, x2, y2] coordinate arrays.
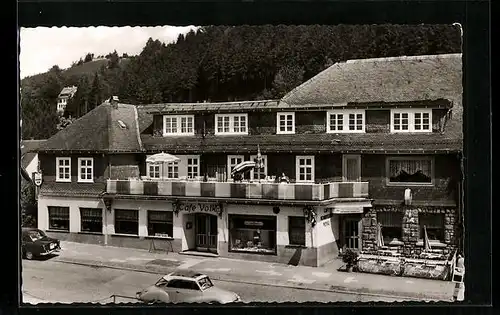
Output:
[[20, 24, 462, 140]]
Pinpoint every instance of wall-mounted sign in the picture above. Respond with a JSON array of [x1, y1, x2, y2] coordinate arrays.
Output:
[[176, 202, 222, 214], [34, 172, 42, 186], [320, 212, 334, 221], [154, 233, 170, 238], [330, 207, 363, 214], [244, 221, 264, 227]]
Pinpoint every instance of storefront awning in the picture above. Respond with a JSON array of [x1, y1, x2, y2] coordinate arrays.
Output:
[[326, 200, 373, 214]]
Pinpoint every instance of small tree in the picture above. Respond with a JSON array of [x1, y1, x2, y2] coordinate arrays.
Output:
[[342, 249, 359, 272], [57, 115, 76, 130], [84, 53, 94, 63], [20, 179, 37, 228], [108, 50, 120, 69]]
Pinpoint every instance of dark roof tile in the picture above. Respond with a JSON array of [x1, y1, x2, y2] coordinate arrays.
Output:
[[281, 53, 463, 142], [143, 100, 280, 114], [281, 54, 462, 106], [21, 140, 46, 156], [39, 182, 106, 197], [39, 102, 143, 152], [141, 133, 461, 154]]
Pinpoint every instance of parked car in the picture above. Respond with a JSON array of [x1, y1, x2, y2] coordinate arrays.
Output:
[[21, 228, 61, 260], [136, 270, 241, 304]]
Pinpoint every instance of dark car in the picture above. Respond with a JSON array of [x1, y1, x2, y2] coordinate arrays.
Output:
[[21, 228, 61, 260]]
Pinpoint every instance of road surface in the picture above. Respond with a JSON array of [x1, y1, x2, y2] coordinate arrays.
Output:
[[21, 259, 410, 304]]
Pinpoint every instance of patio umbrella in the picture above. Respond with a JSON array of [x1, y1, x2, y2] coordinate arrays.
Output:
[[146, 152, 180, 164], [231, 161, 256, 176], [423, 225, 432, 251], [376, 223, 385, 248]]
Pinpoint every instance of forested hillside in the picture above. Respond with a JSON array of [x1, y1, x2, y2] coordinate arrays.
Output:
[[20, 24, 461, 140]]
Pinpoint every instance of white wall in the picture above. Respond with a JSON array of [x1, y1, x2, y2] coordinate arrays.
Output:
[[37, 196, 103, 233], [225, 204, 314, 248], [315, 217, 339, 247], [182, 213, 195, 249], [25, 155, 38, 178]]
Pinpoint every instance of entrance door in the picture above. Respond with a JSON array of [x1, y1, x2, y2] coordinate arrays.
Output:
[[342, 217, 360, 250], [195, 214, 218, 253], [342, 154, 361, 182]]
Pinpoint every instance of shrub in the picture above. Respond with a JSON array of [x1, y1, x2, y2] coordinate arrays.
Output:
[[342, 249, 359, 267]]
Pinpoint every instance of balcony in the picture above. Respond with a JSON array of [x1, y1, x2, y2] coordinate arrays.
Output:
[[106, 179, 369, 202]]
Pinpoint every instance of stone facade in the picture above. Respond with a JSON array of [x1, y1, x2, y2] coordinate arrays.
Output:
[[361, 206, 459, 257]]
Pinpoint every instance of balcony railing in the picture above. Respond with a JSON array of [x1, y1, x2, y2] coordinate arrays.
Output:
[[106, 179, 369, 201]]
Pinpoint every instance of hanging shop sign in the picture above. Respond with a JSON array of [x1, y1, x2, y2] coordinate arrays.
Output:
[[34, 172, 43, 186]]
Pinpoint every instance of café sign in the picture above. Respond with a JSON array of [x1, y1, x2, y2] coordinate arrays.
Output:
[[176, 202, 223, 214]]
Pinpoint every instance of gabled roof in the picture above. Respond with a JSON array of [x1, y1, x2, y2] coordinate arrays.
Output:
[[20, 140, 46, 169], [38, 102, 143, 153], [58, 86, 78, 98], [281, 53, 463, 107], [280, 53, 463, 142]]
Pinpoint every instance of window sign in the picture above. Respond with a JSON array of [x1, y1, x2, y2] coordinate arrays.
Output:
[[229, 215, 276, 254]]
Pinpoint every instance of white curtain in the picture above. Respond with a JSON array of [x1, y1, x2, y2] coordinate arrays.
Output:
[[390, 159, 431, 177]]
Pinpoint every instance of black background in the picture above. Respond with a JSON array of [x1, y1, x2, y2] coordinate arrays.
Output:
[[3, 1, 493, 315]]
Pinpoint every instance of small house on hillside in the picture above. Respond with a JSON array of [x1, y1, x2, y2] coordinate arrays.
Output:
[[57, 86, 78, 114]]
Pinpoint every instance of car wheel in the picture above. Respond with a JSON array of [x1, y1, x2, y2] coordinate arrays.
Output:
[[25, 251, 34, 260]]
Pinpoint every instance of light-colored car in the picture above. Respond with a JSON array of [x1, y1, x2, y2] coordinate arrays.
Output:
[[136, 270, 241, 304]]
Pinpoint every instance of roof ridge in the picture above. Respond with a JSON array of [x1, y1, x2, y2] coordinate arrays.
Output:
[[141, 99, 280, 107], [345, 53, 462, 64]]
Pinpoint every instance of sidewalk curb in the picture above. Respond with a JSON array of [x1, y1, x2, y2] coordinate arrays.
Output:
[[54, 257, 452, 302]]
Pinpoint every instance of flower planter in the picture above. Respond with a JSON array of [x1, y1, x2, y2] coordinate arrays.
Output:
[[402, 259, 450, 280], [357, 257, 401, 276]]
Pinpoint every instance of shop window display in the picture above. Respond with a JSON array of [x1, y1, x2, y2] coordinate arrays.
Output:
[[229, 215, 276, 254]]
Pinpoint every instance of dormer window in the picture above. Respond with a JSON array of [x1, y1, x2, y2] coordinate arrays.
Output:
[[326, 110, 365, 133], [276, 112, 295, 134], [163, 115, 194, 136], [215, 114, 248, 135], [390, 109, 432, 133]]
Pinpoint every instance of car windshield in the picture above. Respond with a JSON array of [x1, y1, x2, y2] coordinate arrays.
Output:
[[197, 276, 213, 291], [27, 230, 46, 242], [155, 277, 169, 288]]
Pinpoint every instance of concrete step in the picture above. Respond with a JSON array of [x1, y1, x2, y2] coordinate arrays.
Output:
[[179, 250, 219, 258]]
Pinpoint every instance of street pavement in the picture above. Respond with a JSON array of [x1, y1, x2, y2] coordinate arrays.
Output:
[[21, 241, 455, 303], [22, 259, 413, 304]]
